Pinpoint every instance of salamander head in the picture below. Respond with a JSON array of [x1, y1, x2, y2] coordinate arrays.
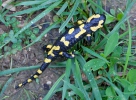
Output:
[[86, 14, 106, 32]]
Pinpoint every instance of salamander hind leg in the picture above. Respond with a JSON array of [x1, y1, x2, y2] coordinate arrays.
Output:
[[77, 20, 85, 25], [59, 52, 75, 58], [86, 33, 92, 42]]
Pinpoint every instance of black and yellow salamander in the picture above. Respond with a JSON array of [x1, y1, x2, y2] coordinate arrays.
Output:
[[15, 14, 106, 89]]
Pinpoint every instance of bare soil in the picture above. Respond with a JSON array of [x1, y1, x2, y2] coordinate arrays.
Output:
[[0, 0, 136, 100]]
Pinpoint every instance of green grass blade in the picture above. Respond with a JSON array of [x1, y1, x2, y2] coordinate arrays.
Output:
[[24, 89, 30, 100], [76, 53, 106, 99], [0, 77, 13, 98], [0, 0, 62, 49], [14, 0, 62, 38], [62, 59, 72, 100], [43, 74, 65, 100], [76, 55, 102, 100], [76, 54, 86, 68], [72, 59, 90, 100], [0, 65, 40, 76], [84, 70, 102, 100], [123, 20, 132, 76], [95, 0, 136, 50], [82, 46, 108, 63], [119, 26, 136, 39], [0, 15, 6, 24], [25, 20, 61, 48], [63, 80, 85, 100], [101, 77, 127, 100], [40, 0, 59, 6], [96, 0, 102, 13], [0, 0, 2, 5], [9, 5, 48, 16], [56, 1, 68, 15], [95, 15, 130, 50], [59, 0, 80, 32], [16, 1, 45, 6], [104, 32, 119, 57], [84, 58, 106, 71], [87, 0, 109, 14]]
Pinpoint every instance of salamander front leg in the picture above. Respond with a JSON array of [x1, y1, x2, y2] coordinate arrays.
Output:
[[59, 52, 75, 58], [77, 20, 85, 25], [42, 44, 52, 52]]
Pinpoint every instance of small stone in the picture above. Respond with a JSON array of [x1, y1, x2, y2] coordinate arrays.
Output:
[[46, 81, 52, 85]]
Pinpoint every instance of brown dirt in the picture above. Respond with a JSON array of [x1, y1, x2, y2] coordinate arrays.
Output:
[[0, 0, 136, 100], [0, 5, 64, 100]]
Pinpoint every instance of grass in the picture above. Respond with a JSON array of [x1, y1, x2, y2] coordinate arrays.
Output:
[[0, 0, 136, 100]]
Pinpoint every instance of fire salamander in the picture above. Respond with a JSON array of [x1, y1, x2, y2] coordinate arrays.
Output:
[[15, 14, 106, 89]]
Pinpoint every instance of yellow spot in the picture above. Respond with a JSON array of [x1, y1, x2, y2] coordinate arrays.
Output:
[[77, 20, 84, 25], [68, 28, 74, 34], [87, 34, 91, 37], [60, 37, 69, 46], [48, 46, 60, 56], [44, 58, 51, 63], [34, 75, 38, 78], [90, 20, 104, 32], [27, 79, 32, 83], [37, 69, 42, 74], [87, 14, 100, 23], [53, 46, 60, 50], [75, 24, 86, 38], [59, 52, 63, 55], [47, 45, 52, 49], [19, 83, 22, 87]]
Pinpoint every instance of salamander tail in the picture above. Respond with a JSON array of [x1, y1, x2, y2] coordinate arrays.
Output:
[[15, 62, 49, 89]]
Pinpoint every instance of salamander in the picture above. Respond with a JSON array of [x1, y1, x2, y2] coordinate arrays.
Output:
[[15, 14, 106, 89]]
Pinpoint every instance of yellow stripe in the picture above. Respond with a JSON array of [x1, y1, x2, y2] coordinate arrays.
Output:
[[37, 69, 42, 74], [48, 50, 55, 57], [48, 46, 60, 56], [75, 30, 86, 38], [68, 28, 74, 34], [60, 37, 69, 46], [48, 52, 55, 56], [87, 14, 100, 23], [75, 24, 86, 38], [79, 24, 85, 29], [53, 46, 60, 50], [90, 20, 104, 32]]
